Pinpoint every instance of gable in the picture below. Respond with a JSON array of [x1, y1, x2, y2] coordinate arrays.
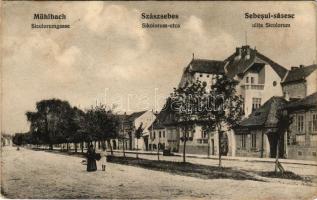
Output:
[[282, 64, 317, 84], [225, 46, 287, 79]]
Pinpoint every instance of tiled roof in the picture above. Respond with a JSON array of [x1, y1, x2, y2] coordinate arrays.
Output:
[[282, 64, 317, 84], [148, 112, 166, 130], [148, 98, 179, 130], [225, 46, 287, 79], [239, 97, 287, 128], [187, 59, 226, 74], [116, 114, 128, 121], [127, 111, 147, 121], [285, 92, 317, 110]]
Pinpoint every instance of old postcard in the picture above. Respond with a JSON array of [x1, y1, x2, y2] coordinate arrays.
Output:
[[1, 1, 317, 199]]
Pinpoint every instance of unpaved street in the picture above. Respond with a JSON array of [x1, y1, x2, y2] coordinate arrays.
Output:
[[1, 147, 316, 199]]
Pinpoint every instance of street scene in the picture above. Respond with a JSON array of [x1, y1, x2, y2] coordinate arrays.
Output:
[[2, 146, 317, 199], [2, 1, 317, 199]]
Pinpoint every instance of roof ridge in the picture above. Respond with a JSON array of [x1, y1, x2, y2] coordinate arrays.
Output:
[[192, 58, 224, 62], [281, 70, 289, 82], [282, 64, 317, 84], [255, 51, 288, 78]]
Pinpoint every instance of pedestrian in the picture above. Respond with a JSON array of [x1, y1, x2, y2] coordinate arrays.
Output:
[[99, 145, 107, 171], [86, 144, 97, 172]]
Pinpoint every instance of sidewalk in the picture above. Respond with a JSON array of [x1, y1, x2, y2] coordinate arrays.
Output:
[[28, 147, 317, 166], [112, 149, 317, 166]]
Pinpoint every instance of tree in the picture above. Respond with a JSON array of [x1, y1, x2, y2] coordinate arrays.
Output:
[[83, 105, 120, 155], [70, 107, 86, 153], [275, 109, 292, 174], [12, 133, 23, 146], [12, 132, 35, 147], [135, 123, 144, 159], [170, 80, 207, 163], [117, 114, 128, 158], [199, 75, 243, 167], [26, 99, 77, 150]]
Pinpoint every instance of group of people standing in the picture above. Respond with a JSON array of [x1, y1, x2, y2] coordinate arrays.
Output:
[[86, 144, 107, 172]]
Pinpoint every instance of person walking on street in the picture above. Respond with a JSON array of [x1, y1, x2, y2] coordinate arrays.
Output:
[[99, 145, 107, 171], [86, 144, 97, 172]]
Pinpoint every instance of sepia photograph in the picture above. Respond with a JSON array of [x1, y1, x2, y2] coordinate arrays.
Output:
[[1, 1, 317, 199]]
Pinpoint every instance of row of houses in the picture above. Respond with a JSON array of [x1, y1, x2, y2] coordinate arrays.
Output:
[[112, 45, 317, 161]]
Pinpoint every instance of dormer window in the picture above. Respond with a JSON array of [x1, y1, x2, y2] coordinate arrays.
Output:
[[273, 81, 277, 86]]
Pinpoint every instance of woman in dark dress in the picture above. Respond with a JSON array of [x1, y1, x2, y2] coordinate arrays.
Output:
[[86, 144, 97, 172]]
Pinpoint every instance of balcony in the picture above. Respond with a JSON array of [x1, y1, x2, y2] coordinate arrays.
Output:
[[197, 138, 208, 144], [241, 84, 264, 90]]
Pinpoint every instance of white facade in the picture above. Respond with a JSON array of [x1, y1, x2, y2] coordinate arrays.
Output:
[[133, 111, 156, 136], [149, 128, 168, 150], [236, 64, 283, 116], [132, 111, 156, 150], [307, 70, 317, 96]]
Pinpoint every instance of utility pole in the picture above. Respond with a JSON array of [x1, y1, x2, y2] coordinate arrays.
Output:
[[157, 133, 160, 161], [122, 115, 126, 158], [245, 31, 248, 45], [153, 111, 160, 161], [151, 111, 154, 152], [207, 130, 210, 158]]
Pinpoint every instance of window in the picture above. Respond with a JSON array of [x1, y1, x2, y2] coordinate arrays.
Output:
[[246, 77, 249, 83], [273, 81, 277, 86], [298, 151, 302, 156], [207, 75, 210, 78], [153, 132, 156, 139], [313, 114, 317, 132], [251, 134, 256, 149], [199, 74, 203, 77], [188, 131, 193, 141], [159, 131, 161, 138], [252, 98, 261, 111], [241, 134, 246, 149], [163, 131, 165, 138], [297, 115, 304, 132], [312, 152, 317, 157], [308, 120, 312, 132], [251, 77, 254, 84], [241, 97, 245, 115], [201, 131, 208, 138]]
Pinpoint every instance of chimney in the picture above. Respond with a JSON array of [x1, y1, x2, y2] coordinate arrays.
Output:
[[299, 64, 305, 68], [284, 91, 290, 101], [235, 47, 241, 60], [291, 66, 299, 70], [245, 48, 251, 60]]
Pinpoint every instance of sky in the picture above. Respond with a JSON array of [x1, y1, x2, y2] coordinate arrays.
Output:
[[1, 1, 316, 133]]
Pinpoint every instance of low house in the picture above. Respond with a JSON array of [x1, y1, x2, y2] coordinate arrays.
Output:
[[1, 133, 13, 147], [149, 99, 180, 152], [284, 92, 317, 160], [148, 113, 168, 151], [235, 97, 288, 158], [281, 64, 317, 100], [111, 111, 156, 151]]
